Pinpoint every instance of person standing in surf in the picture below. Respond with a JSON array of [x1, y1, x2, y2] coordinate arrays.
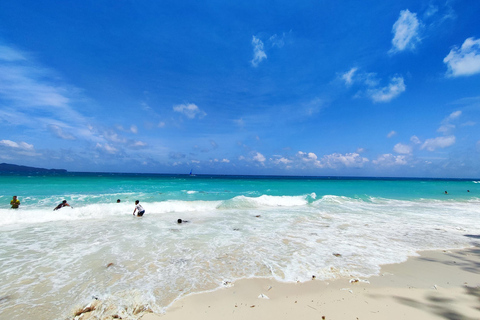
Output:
[[133, 200, 145, 217], [10, 196, 20, 209]]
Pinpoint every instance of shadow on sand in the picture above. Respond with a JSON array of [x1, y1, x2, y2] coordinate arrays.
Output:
[[391, 239, 480, 319]]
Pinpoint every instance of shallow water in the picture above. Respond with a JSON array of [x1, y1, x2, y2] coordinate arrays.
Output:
[[1, 173, 479, 319]]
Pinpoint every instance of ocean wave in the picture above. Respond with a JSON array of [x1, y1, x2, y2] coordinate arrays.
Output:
[[2, 193, 480, 227]]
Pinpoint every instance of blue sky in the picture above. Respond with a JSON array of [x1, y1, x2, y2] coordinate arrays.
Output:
[[0, 0, 479, 177]]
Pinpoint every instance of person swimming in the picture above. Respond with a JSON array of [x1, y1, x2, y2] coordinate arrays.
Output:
[[177, 219, 189, 223], [54, 200, 71, 211]]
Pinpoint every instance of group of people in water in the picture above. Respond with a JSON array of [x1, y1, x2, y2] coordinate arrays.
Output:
[[10, 196, 74, 211], [8, 196, 190, 222]]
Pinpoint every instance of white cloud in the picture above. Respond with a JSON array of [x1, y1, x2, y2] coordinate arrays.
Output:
[[393, 143, 412, 154], [410, 135, 421, 144], [130, 125, 138, 134], [251, 36, 267, 67], [221, 158, 230, 163], [253, 152, 266, 163], [95, 143, 118, 154], [421, 136, 456, 151], [368, 76, 406, 102], [320, 152, 369, 168], [373, 154, 407, 166], [390, 9, 422, 53], [158, 121, 165, 128], [0, 139, 34, 150], [340, 70, 405, 103], [387, 130, 397, 138], [48, 124, 76, 140], [297, 151, 369, 169], [444, 37, 480, 77], [297, 151, 322, 167], [173, 103, 206, 119], [271, 156, 292, 165], [342, 67, 358, 86]]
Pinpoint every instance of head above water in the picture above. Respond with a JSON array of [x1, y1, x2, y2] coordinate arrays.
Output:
[[62, 200, 67, 203], [117, 199, 121, 203], [177, 219, 183, 223], [135, 200, 139, 204]]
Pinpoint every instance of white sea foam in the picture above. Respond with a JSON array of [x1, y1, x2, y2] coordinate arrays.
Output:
[[1, 194, 480, 319]]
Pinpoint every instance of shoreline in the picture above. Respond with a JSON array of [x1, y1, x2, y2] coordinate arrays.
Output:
[[136, 246, 480, 320]]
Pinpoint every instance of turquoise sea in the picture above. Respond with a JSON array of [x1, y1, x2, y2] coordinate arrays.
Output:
[[1, 173, 480, 319]]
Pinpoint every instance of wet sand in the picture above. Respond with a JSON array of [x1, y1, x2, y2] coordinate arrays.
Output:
[[140, 246, 480, 320]]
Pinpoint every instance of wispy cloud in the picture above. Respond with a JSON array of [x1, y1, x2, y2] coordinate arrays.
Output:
[[251, 36, 267, 67], [341, 69, 405, 103], [0, 44, 100, 145], [390, 9, 422, 53], [387, 130, 397, 138], [0, 139, 39, 157], [48, 124, 76, 140], [269, 33, 286, 48], [444, 37, 480, 77], [173, 103, 207, 119], [0, 139, 33, 150], [368, 76, 406, 103], [341, 67, 358, 86], [95, 143, 118, 154], [438, 110, 461, 134], [0, 45, 27, 61]]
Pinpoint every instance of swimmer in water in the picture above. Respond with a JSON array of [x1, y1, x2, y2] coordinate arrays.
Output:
[[54, 200, 71, 210], [177, 219, 189, 223]]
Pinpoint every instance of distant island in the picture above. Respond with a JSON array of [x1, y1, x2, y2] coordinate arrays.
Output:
[[0, 163, 67, 173]]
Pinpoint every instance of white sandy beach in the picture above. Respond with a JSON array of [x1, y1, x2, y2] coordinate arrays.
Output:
[[135, 247, 480, 320]]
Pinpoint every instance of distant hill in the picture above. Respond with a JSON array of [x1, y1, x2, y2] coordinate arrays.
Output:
[[0, 163, 67, 173]]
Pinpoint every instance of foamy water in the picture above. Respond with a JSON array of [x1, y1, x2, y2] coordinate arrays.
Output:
[[0, 174, 479, 319]]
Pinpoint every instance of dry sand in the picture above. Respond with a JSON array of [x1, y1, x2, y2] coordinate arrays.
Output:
[[140, 246, 480, 320]]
